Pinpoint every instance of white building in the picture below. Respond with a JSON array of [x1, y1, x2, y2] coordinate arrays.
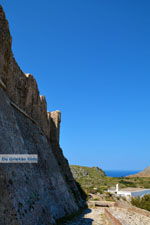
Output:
[[108, 184, 150, 197]]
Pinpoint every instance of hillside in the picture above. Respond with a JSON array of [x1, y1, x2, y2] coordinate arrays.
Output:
[[70, 165, 106, 179], [70, 165, 150, 196], [70, 165, 107, 195], [129, 167, 150, 177]]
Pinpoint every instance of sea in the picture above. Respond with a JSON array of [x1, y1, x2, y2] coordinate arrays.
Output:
[[105, 170, 140, 177]]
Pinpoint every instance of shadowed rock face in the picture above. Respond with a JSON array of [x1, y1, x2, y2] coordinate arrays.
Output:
[[0, 5, 85, 225]]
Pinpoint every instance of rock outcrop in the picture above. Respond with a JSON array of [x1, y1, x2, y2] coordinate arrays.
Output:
[[0, 5, 85, 225]]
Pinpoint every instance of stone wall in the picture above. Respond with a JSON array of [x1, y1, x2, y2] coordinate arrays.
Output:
[[0, 5, 85, 225], [0, 6, 50, 139], [49, 111, 61, 143]]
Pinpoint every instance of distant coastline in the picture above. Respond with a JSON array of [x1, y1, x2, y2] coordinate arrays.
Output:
[[105, 170, 141, 177]]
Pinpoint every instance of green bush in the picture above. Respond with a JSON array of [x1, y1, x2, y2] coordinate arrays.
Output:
[[131, 194, 150, 211]]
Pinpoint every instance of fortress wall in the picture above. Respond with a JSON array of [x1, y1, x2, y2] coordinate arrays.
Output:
[[0, 5, 85, 224], [0, 6, 50, 139]]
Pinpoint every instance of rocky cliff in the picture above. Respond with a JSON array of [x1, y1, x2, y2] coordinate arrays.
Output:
[[0, 6, 84, 225]]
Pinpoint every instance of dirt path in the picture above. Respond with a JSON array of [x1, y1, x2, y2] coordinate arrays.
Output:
[[109, 207, 150, 225], [62, 206, 150, 225], [63, 208, 106, 225]]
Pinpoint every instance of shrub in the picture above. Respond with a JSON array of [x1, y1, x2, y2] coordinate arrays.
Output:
[[131, 194, 150, 211]]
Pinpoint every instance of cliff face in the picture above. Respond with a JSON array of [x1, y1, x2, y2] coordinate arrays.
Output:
[[0, 6, 84, 225]]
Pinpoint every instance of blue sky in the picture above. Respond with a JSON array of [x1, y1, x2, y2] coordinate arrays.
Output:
[[1, 0, 150, 170]]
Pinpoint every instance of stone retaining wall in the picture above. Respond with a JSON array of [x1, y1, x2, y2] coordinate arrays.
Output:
[[115, 202, 150, 218], [104, 209, 122, 225]]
